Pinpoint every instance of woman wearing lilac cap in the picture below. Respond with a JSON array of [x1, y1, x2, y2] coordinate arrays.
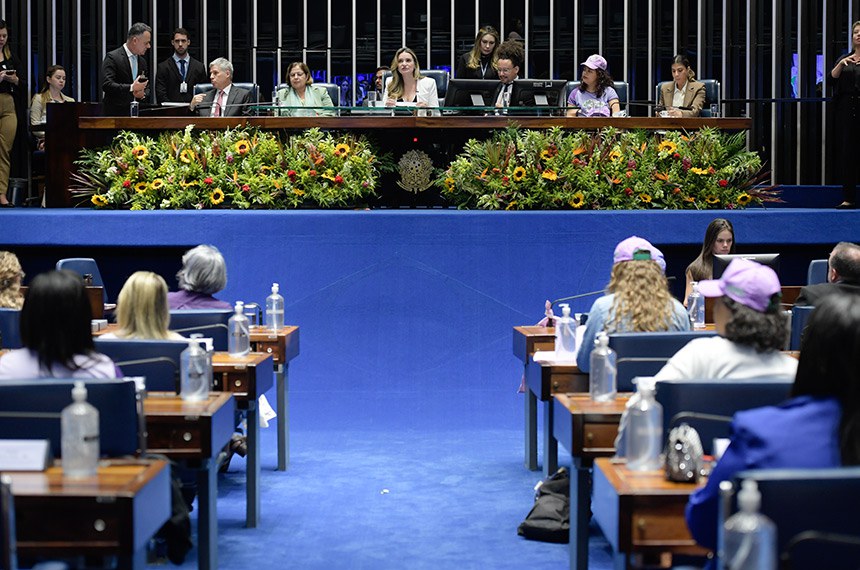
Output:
[[566, 54, 620, 117], [576, 236, 690, 371]]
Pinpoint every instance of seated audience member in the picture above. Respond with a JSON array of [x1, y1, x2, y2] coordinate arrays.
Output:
[[795, 241, 860, 306], [371, 66, 388, 100], [655, 258, 796, 381], [684, 218, 735, 305], [566, 54, 620, 117], [167, 245, 231, 310], [101, 271, 187, 340], [685, 293, 860, 551], [0, 270, 119, 378], [383, 47, 439, 113], [577, 236, 690, 372], [658, 54, 706, 117], [188, 57, 253, 117], [29, 65, 74, 150], [0, 250, 23, 309], [456, 25, 500, 80], [274, 61, 336, 117]]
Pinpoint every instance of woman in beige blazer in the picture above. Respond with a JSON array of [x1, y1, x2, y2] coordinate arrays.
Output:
[[660, 55, 706, 117]]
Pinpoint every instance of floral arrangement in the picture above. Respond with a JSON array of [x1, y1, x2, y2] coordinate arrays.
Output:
[[71, 126, 389, 209], [439, 126, 776, 210]]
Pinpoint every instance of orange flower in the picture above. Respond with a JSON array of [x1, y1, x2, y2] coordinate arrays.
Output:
[[654, 172, 669, 181], [572, 147, 586, 156]]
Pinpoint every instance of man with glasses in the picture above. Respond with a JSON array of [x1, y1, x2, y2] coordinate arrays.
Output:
[[491, 40, 524, 112], [155, 28, 207, 105]]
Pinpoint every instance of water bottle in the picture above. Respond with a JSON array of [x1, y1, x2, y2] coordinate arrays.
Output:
[[129, 100, 139, 117], [589, 332, 617, 401], [228, 301, 251, 357], [61, 381, 100, 478], [554, 303, 576, 360], [626, 377, 663, 471], [266, 283, 285, 331], [180, 339, 211, 401], [722, 480, 777, 570], [688, 282, 706, 329]]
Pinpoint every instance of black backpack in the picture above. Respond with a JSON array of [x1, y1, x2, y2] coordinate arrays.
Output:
[[517, 467, 570, 543]]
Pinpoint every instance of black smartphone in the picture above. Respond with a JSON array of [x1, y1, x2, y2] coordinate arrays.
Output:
[[3, 70, 15, 75]]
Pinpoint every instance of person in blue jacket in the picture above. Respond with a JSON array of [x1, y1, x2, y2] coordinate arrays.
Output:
[[685, 292, 860, 550]]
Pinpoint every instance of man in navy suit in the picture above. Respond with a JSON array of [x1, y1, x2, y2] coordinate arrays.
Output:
[[101, 22, 151, 116], [155, 28, 207, 105], [189, 57, 253, 117]]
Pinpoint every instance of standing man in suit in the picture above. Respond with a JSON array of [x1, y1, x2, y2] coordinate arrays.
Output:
[[189, 58, 253, 117], [101, 22, 151, 116], [155, 28, 207, 105], [795, 242, 860, 306]]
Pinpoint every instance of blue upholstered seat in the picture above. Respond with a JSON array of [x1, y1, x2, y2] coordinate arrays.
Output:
[[608, 331, 717, 392], [169, 309, 232, 351], [94, 339, 188, 392], [790, 305, 815, 351], [0, 309, 21, 350], [807, 259, 828, 285], [55, 258, 108, 304]]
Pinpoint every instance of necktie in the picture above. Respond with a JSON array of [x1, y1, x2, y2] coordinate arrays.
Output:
[[130, 55, 138, 80], [178, 59, 187, 81], [214, 90, 225, 117]]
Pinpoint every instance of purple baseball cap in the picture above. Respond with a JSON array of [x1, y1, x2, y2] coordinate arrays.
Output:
[[613, 236, 666, 272], [697, 258, 781, 313], [581, 54, 607, 71]]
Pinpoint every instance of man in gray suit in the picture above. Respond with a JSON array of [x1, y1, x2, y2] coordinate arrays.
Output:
[[101, 23, 151, 116], [189, 58, 253, 117]]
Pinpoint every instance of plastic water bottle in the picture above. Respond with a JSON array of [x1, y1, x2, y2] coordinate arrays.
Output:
[[266, 283, 285, 331], [180, 339, 211, 401], [626, 377, 663, 470], [589, 332, 617, 401], [228, 301, 251, 356], [722, 480, 777, 570], [554, 303, 576, 360], [129, 100, 139, 117], [61, 381, 99, 478], [688, 282, 706, 329]]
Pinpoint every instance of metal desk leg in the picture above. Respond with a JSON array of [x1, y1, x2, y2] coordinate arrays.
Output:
[[569, 459, 590, 570], [525, 382, 538, 470], [542, 400, 558, 478], [197, 459, 218, 570], [276, 363, 289, 471], [246, 404, 261, 528]]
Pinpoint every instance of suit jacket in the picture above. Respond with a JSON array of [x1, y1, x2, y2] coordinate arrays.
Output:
[[155, 56, 208, 104], [101, 45, 149, 116], [195, 84, 254, 117], [490, 80, 535, 115], [795, 280, 860, 306], [660, 80, 706, 117]]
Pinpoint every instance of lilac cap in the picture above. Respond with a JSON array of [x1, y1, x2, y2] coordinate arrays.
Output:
[[581, 54, 607, 71], [696, 258, 781, 313], [613, 236, 666, 272]]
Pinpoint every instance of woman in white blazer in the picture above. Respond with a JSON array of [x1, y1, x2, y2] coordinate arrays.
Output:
[[275, 61, 336, 117], [383, 47, 439, 116]]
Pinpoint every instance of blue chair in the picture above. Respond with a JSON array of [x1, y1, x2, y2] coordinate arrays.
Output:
[[807, 259, 829, 285], [564, 80, 629, 114], [0, 379, 143, 459], [54, 258, 108, 304], [0, 308, 21, 350], [656, 79, 720, 116], [721, 467, 860, 569], [382, 69, 449, 101], [608, 331, 717, 392], [94, 339, 188, 392], [790, 305, 815, 350], [655, 378, 793, 455], [276, 82, 341, 106], [169, 309, 232, 351]]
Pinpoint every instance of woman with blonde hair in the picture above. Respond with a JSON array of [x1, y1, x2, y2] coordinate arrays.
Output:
[[455, 25, 500, 80], [0, 250, 23, 308], [102, 271, 185, 340], [383, 47, 439, 113], [577, 236, 691, 371]]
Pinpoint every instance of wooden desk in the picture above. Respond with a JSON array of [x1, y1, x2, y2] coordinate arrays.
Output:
[[591, 457, 708, 570], [8, 459, 171, 570], [211, 351, 274, 528], [553, 394, 630, 570], [513, 326, 556, 471], [248, 325, 300, 471], [144, 392, 235, 570]]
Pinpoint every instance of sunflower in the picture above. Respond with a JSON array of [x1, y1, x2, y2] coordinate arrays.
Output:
[[131, 145, 148, 160], [690, 167, 709, 175], [505, 200, 518, 210], [150, 178, 165, 190], [736, 193, 752, 206], [512, 166, 527, 181], [260, 166, 272, 175], [234, 140, 251, 155], [134, 182, 148, 194], [91, 194, 109, 207], [540, 149, 552, 161], [335, 143, 351, 156], [658, 140, 677, 154], [608, 150, 622, 162], [179, 149, 196, 163], [639, 193, 652, 204], [705, 194, 720, 205], [542, 169, 558, 181], [568, 192, 585, 209], [445, 177, 456, 192], [210, 188, 225, 205]]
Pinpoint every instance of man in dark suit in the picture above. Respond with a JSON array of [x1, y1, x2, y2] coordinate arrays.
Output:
[[101, 22, 151, 116], [491, 40, 523, 111], [795, 242, 860, 306], [155, 28, 207, 105], [189, 57, 253, 117]]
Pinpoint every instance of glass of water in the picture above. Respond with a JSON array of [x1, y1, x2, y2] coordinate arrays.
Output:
[[709, 103, 720, 117]]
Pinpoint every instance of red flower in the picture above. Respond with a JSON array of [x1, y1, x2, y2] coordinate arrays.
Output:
[[595, 169, 601, 175], [673, 187, 681, 195], [122, 179, 131, 188], [502, 176, 510, 182], [334, 175, 344, 184], [719, 179, 728, 187], [708, 166, 716, 174], [242, 184, 250, 193], [287, 170, 297, 181], [204, 177, 214, 185], [309, 170, 317, 177], [624, 187, 633, 196], [673, 153, 681, 160]]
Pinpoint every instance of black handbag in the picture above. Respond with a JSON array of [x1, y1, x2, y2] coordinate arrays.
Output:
[[664, 423, 704, 483], [517, 467, 570, 543]]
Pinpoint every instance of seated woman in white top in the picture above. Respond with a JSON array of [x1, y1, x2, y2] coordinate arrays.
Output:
[[383, 47, 440, 115], [655, 258, 797, 381], [0, 270, 118, 379], [101, 271, 187, 341], [29, 65, 75, 150], [274, 61, 336, 117]]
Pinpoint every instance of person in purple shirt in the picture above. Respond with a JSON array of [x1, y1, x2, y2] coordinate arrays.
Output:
[[167, 244, 231, 310], [685, 293, 860, 551], [566, 54, 620, 117]]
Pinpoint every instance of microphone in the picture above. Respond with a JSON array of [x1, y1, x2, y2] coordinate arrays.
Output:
[[550, 289, 605, 308], [669, 411, 732, 429]]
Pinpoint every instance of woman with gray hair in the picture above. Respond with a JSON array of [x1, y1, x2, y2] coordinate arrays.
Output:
[[167, 244, 231, 309]]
